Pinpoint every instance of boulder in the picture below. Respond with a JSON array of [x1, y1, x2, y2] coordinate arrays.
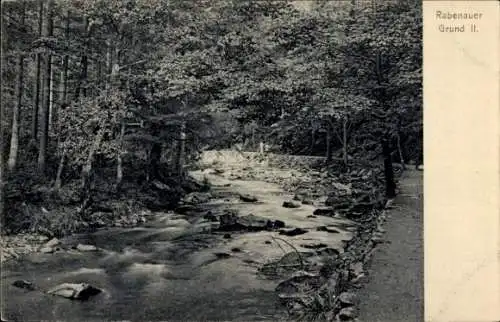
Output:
[[275, 271, 322, 294], [40, 246, 55, 254], [239, 194, 258, 202], [175, 204, 204, 215], [316, 226, 340, 234], [47, 283, 102, 300], [313, 208, 336, 216], [44, 238, 60, 248], [279, 228, 308, 236], [282, 201, 300, 209], [181, 192, 212, 205], [236, 214, 269, 230], [217, 212, 284, 232], [12, 280, 36, 291]]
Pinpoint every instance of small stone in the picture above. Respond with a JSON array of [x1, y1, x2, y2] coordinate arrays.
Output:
[[371, 236, 386, 244], [44, 238, 60, 248], [239, 194, 258, 202], [76, 244, 98, 252], [273, 220, 286, 229], [264, 240, 272, 244], [337, 292, 356, 307], [214, 252, 231, 259], [231, 247, 241, 252], [317, 226, 340, 233], [337, 307, 356, 321], [40, 247, 54, 254], [349, 262, 364, 278], [38, 235, 49, 242], [223, 233, 232, 239]]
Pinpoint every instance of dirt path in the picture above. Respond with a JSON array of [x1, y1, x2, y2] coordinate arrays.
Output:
[[356, 169, 423, 322]]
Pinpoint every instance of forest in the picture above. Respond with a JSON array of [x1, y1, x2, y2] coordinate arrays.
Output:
[[0, 0, 421, 250], [1, 1, 423, 320]]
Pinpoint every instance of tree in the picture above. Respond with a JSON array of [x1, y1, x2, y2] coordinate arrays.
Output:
[[7, 1, 26, 171], [32, 0, 43, 141], [38, 0, 54, 173], [0, 0, 7, 231]]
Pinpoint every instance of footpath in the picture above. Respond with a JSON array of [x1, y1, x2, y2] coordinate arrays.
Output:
[[356, 169, 424, 322]]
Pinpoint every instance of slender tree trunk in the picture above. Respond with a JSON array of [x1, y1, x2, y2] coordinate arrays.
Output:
[[115, 121, 125, 189], [148, 134, 162, 181], [54, 145, 67, 190], [38, 0, 54, 173], [81, 129, 104, 191], [309, 125, 316, 156], [8, 2, 26, 171], [32, 0, 44, 141], [382, 138, 396, 198], [54, 11, 69, 134], [61, 10, 69, 106], [96, 59, 102, 92], [105, 40, 112, 93], [325, 122, 332, 163], [48, 58, 55, 127], [75, 17, 89, 100], [176, 122, 186, 178], [56, 66, 64, 127], [8, 56, 24, 171], [342, 117, 348, 170], [396, 133, 406, 169], [0, 0, 7, 231]]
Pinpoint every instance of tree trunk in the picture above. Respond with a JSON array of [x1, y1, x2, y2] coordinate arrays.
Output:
[[111, 45, 120, 88], [342, 117, 348, 170], [81, 129, 104, 191], [8, 2, 26, 171], [61, 10, 69, 106], [0, 0, 7, 232], [396, 133, 406, 169], [325, 122, 332, 163], [32, 0, 44, 141], [309, 126, 316, 156], [148, 134, 162, 182], [48, 58, 55, 128], [175, 121, 186, 178], [105, 40, 112, 93], [55, 10, 70, 132], [37, 0, 54, 174], [115, 121, 125, 189], [382, 138, 396, 198], [54, 145, 67, 190], [75, 17, 89, 100]]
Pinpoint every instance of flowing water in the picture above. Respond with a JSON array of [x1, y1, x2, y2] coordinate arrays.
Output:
[[1, 170, 356, 322]]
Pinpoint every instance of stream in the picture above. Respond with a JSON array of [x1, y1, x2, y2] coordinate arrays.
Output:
[[1, 169, 357, 321]]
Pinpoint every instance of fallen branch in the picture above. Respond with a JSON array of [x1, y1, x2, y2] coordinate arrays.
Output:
[[271, 236, 305, 271]]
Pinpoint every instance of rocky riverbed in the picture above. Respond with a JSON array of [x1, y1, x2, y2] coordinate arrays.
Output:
[[2, 152, 389, 322]]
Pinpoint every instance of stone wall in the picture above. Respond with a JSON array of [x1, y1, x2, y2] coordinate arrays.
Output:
[[199, 150, 328, 169]]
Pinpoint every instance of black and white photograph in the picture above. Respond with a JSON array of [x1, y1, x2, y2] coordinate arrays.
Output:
[[0, 1, 422, 321]]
